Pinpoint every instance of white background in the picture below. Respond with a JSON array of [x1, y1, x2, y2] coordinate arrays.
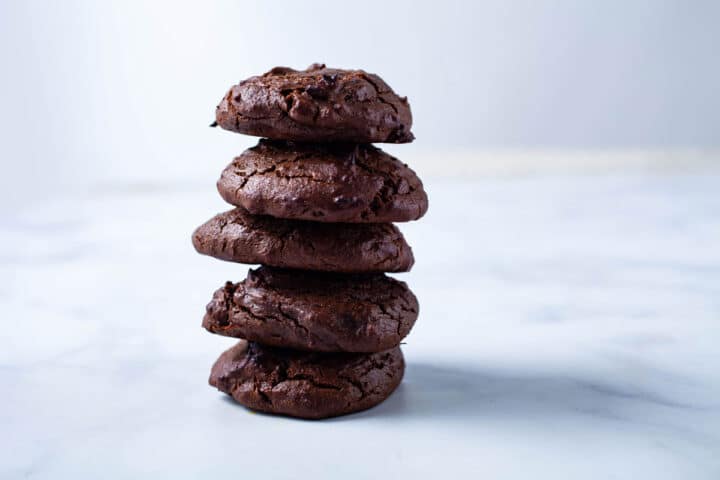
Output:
[[1, 0, 719, 203]]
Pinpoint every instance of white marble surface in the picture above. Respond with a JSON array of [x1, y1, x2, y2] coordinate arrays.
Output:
[[2, 168, 720, 479]]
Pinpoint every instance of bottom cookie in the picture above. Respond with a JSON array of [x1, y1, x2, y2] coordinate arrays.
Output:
[[209, 340, 404, 419]]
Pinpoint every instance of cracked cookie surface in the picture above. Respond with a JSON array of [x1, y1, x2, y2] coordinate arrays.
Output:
[[203, 266, 418, 352], [217, 140, 428, 223], [191, 208, 414, 273], [210, 340, 404, 419], [215, 63, 413, 143]]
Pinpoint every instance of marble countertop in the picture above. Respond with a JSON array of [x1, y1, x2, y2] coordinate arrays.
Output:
[[2, 168, 719, 478]]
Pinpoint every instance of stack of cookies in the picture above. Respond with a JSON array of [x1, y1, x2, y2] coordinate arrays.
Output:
[[192, 64, 428, 419]]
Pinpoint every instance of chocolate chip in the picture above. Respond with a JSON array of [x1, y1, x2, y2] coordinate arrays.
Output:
[[306, 85, 329, 99], [306, 73, 338, 99], [267, 66, 295, 76]]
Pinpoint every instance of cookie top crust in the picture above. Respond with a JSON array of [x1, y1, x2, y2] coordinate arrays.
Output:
[[191, 208, 414, 273], [209, 340, 404, 419], [203, 267, 419, 352], [217, 140, 428, 223], [215, 63, 414, 143]]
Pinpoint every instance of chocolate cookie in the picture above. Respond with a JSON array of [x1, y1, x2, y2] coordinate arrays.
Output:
[[215, 63, 413, 143], [203, 267, 418, 352], [210, 340, 404, 419], [191, 208, 414, 273], [217, 140, 428, 223]]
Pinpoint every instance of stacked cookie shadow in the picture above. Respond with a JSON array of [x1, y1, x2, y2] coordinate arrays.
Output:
[[192, 64, 428, 419]]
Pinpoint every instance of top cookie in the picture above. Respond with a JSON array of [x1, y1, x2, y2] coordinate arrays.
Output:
[[215, 63, 414, 143]]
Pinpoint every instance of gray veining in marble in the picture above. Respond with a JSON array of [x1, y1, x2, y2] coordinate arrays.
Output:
[[2, 171, 719, 479]]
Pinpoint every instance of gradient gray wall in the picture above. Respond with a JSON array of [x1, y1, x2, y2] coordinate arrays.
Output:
[[1, 1, 718, 201]]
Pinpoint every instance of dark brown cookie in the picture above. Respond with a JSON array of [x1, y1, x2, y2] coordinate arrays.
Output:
[[203, 267, 418, 352], [215, 63, 413, 143], [209, 340, 404, 419], [191, 208, 414, 273], [217, 140, 428, 223]]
